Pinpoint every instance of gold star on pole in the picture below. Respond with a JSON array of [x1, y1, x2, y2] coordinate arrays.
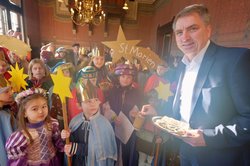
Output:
[[102, 26, 141, 63], [155, 81, 173, 101], [51, 69, 72, 103], [102, 26, 163, 70], [8, 63, 28, 92]]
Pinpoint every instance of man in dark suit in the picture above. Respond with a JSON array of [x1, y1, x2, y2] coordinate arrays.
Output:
[[141, 4, 250, 166]]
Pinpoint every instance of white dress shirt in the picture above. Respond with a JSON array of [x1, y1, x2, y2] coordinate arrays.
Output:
[[179, 41, 210, 123]]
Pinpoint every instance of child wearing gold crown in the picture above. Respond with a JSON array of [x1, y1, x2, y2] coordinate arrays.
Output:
[[76, 65, 105, 103], [89, 46, 113, 92], [61, 66, 117, 166], [5, 88, 64, 166]]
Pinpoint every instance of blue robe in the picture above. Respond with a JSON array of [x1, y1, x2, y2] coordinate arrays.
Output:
[[69, 111, 117, 166], [0, 106, 16, 166]]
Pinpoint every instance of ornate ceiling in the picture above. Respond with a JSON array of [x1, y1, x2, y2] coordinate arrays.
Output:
[[39, 0, 169, 23]]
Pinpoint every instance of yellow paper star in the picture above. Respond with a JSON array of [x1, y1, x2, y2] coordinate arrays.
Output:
[[8, 63, 28, 92], [102, 26, 141, 63], [155, 81, 173, 101], [51, 69, 72, 103]]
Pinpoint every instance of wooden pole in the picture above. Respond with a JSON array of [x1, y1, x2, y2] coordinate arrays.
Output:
[[154, 143, 160, 166], [62, 102, 72, 166]]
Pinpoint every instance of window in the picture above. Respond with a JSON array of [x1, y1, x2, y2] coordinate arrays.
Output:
[[0, 5, 8, 35], [9, 0, 21, 7], [10, 11, 24, 40], [0, 0, 25, 41]]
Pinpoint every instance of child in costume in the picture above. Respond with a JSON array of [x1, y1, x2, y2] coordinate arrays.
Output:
[[0, 48, 9, 77], [89, 46, 113, 92], [144, 63, 171, 93], [26, 58, 53, 91], [5, 88, 64, 166], [106, 64, 145, 166], [0, 78, 17, 166], [61, 76, 117, 166], [76, 65, 105, 103]]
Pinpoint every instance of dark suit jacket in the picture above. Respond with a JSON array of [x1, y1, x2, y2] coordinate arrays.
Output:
[[172, 42, 250, 166]]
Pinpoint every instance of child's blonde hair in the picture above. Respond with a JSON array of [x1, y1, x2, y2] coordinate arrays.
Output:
[[28, 58, 50, 79]]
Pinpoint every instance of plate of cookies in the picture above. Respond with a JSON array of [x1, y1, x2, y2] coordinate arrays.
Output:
[[152, 116, 191, 137]]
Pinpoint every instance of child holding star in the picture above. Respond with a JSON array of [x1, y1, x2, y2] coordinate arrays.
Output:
[[61, 76, 117, 166], [50, 62, 82, 122], [144, 63, 169, 93], [144, 62, 176, 116]]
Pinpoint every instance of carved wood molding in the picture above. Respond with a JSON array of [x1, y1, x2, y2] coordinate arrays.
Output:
[[138, 0, 170, 13]]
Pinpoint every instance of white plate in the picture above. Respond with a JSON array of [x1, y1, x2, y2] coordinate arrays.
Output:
[[152, 116, 191, 137]]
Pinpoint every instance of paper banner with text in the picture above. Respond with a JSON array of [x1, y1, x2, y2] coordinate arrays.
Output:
[[102, 26, 163, 70]]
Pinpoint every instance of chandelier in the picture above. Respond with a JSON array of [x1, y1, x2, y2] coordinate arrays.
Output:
[[67, 0, 105, 26]]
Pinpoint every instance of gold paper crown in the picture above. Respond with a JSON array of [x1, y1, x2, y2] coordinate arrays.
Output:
[[53, 62, 74, 73], [79, 79, 98, 101], [90, 46, 104, 57]]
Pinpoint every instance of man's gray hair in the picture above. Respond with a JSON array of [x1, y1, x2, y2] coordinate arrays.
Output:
[[172, 4, 211, 30]]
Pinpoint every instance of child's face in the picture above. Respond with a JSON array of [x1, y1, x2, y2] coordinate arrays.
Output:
[[0, 87, 13, 105], [73, 46, 79, 54], [93, 56, 105, 69], [81, 98, 100, 118], [0, 60, 8, 75], [119, 75, 133, 87], [81, 78, 97, 87], [32, 63, 46, 80], [24, 97, 48, 124], [62, 69, 71, 77], [58, 52, 66, 58]]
